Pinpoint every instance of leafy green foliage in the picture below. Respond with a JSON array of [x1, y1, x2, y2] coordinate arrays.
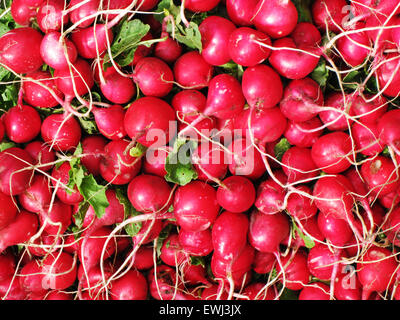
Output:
[[311, 58, 330, 87], [156, 223, 174, 258], [129, 142, 147, 158], [0, 140, 16, 152], [291, 219, 315, 249], [115, 187, 143, 237], [292, 0, 313, 23], [274, 138, 291, 162]]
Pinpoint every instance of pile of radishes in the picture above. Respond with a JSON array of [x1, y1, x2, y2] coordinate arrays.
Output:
[[1, 0, 400, 301]]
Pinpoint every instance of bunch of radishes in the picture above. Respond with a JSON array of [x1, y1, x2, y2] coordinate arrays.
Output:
[[1, 0, 400, 301]]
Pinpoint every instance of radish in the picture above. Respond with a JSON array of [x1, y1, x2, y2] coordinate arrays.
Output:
[[178, 228, 213, 257], [181, 263, 209, 286], [281, 146, 318, 183], [199, 16, 236, 66], [38, 200, 72, 236], [284, 117, 323, 148], [383, 206, 400, 246], [357, 246, 398, 300], [317, 211, 353, 246], [252, 251, 275, 274], [319, 92, 353, 131], [290, 22, 322, 48], [154, 32, 182, 64], [201, 284, 229, 300], [0, 251, 15, 282], [377, 109, 400, 150], [78, 262, 113, 296], [100, 72, 135, 104], [0, 211, 39, 253], [299, 282, 330, 300], [127, 174, 172, 214], [143, 146, 171, 178], [241, 283, 275, 300], [102, 0, 132, 21], [135, 0, 159, 10], [185, 0, 220, 12], [311, 0, 347, 33], [173, 51, 214, 89], [99, 139, 142, 185], [81, 135, 107, 176], [173, 181, 220, 232], [147, 265, 184, 300], [253, 0, 298, 38], [286, 185, 318, 220], [283, 215, 324, 248], [92, 105, 127, 140], [41, 114, 82, 152], [0, 276, 27, 300], [0, 27, 43, 74], [41, 252, 77, 290], [269, 37, 320, 80], [133, 218, 163, 245], [280, 78, 323, 122], [11, 0, 37, 26], [0, 192, 18, 230], [71, 24, 113, 59], [18, 174, 52, 213], [132, 246, 154, 270], [110, 269, 148, 300], [349, 94, 387, 125], [255, 172, 287, 215], [160, 233, 187, 266], [19, 259, 47, 294], [45, 290, 73, 300], [216, 176, 256, 213], [248, 210, 290, 253], [132, 57, 174, 97], [69, 0, 100, 28], [375, 53, 400, 98], [334, 271, 362, 300], [352, 121, 384, 156], [124, 96, 176, 148], [212, 211, 249, 261], [276, 250, 310, 291], [0, 147, 34, 196], [226, 0, 259, 26], [3, 105, 41, 144], [336, 26, 371, 67], [26, 232, 60, 257], [40, 31, 78, 70], [241, 65, 283, 109], [37, 0, 69, 33], [311, 132, 353, 174], [228, 27, 271, 67]]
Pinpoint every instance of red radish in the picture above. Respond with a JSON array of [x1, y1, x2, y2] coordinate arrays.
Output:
[[317, 211, 353, 246], [202, 284, 229, 300], [143, 146, 171, 178], [290, 22, 322, 47], [147, 265, 183, 300], [0, 211, 38, 253], [133, 218, 163, 245], [54, 58, 94, 97], [3, 105, 41, 144], [81, 135, 107, 176], [45, 291, 73, 300], [255, 172, 287, 215], [39, 200, 72, 236], [79, 227, 116, 271], [248, 210, 290, 253], [319, 92, 353, 131], [71, 24, 113, 59], [375, 53, 400, 98], [284, 117, 323, 148], [124, 96, 176, 148], [99, 139, 142, 185], [102, 0, 132, 21], [269, 37, 320, 80], [299, 282, 330, 300], [253, 0, 298, 38], [286, 185, 318, 220], [100, 72, 135, 104], [92, 105, 127, 140], [81, 189, 124, 232], [41, 114, 81, 152], [283, 215, 324, 248], [228, 27, 271, 67], [128, 32, 154, 66], [19, 260, 46, 293], [191, 142, 228, 182], [154, 32, 182, 64], [252, 251, 275, 274], [241, 283, 275, 300], [173, 51, 214, 89], [0, 122, 4, 142], [132, 246, 154, 270], [78, 262, 113, 296], [226, 0, 259, 26], [228, 137, 266, 180], [110, 269, 148, 300], [181, 263, 209, 286], [281, 147, 318, 183], [0, 276, 27, 300], [23, 70, 63, 109], [0, 252, 15, 282], [0, 27, 43, 74], [383, 206, 400, 246], [132, 57, 174, 97], [11, 0, 37, 26], [69, 0, 100, 28], [26, 232, 60, 257], [212, 211, 249, 261], [18, 174, 52, 213], [160, 234, 187, 266], [311, 0, 347, 33], [178, 228, 213, 257], [40, 32, 78, 70], [311, 132, 353, 174], [337, 27, 371, 67], [127, 174, 172, 214], [135, 0, 159, 10], [185, 0, 220, 12], [280, 78, 323, 122], [357, 246, 398, 300], [334, 271, 362, 300], [276, 250, 310, 291], [352, 0, 400, 19], [41, 252, 77, 291], [361, 156, 400, 197], [352, 121, 384, 156], [37, 0, 69, 33], [173, 181, 220, 232], [199, 16, 236, 66], [241, 65, 283, 109], [365, 13, 395, 50], [0, 192, 18, 230], [349, 94, 387, 125], [307, 244, 347, 281], [216, 176, 255, 213], [0, 147, 34, 196]]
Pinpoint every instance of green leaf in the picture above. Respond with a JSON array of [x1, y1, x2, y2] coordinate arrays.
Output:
[[219, 61, 244, 79], [279, 287, 300, 300], [291, 219, 315, 249], [165, 138, 198, 186], [173, 22, 202, 52], [77, 175, 109, 219], [274, 138, 291, 162], [129, 142, 147, 158], [190, 256, 206, 268], [156, 223, 174, 258], [155, 0, 179, 23], [311, 58, 330, 87], [0, 140, 16, 152], [73, 202, 90, 229], [0, 83, 19, 111], [105, 19, 150, 67], [115, 187, 143, 237], [78, 116, 99, 135], [292, 0, 313, 23]]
